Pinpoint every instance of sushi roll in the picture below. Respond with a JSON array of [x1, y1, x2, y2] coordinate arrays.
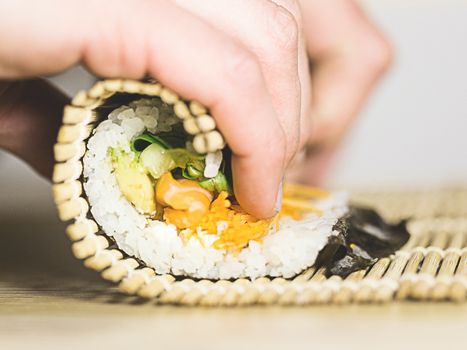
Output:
[[53, 79, 409, 281]]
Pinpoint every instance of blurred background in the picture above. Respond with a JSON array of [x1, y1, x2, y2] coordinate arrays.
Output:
[[1, 0, 467, 215], [333, 0, 467, 188]]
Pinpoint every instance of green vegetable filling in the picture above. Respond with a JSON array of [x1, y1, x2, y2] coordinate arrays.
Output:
[[128, 131, 232, 195]]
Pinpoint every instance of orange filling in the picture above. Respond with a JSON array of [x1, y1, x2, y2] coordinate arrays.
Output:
[[155, 173, 273, 252], [280, 183, 328, 219], [198, 192, 274, 251], [156, 172, 212, 229], [155, 175, 328, 252]]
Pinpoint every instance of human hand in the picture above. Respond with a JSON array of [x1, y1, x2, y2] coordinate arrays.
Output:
[[0, 0, 391, 219], [0, 0, 310, 218], [287, 0, 393, 185]]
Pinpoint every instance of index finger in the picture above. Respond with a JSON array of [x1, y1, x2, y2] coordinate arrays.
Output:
[[98, 1, 287, 217]]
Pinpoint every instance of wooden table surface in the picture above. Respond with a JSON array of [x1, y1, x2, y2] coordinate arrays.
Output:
[[1, 201, 467, 350]]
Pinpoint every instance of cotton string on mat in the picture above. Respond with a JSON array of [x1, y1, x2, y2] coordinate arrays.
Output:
[[52, 79, 467, 305]]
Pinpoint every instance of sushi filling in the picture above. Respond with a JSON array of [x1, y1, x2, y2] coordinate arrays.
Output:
[[106, 99, 325, 253], [109, 123, 278, 252], [83, 97, 350, 279]]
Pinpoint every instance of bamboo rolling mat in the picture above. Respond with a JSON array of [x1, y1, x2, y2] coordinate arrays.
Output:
[[50, 79, 466, 306], [1, 187, 467, 306], [53, 186, 467, 306]]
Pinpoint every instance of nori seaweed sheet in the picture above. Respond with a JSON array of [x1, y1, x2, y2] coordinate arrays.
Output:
[[315, 207, 410, 278]]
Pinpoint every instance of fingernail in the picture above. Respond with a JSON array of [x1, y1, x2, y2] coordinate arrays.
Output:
[[273, 180, 283, 215]]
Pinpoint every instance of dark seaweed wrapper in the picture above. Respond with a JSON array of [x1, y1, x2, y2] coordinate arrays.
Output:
[[315, 207, 410, 278]]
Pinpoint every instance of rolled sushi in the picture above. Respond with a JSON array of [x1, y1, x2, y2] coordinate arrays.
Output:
[[55, 79, 409, 281]]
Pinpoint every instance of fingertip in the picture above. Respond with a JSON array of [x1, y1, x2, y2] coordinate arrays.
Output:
[[231, 154, 284, 219], [234, 186, 278, 219]]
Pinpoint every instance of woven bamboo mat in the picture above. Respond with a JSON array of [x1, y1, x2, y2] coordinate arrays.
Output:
[[52, 79, 467, 306]]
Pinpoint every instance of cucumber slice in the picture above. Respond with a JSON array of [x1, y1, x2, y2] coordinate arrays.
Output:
[[199, 171, 232, 194], [132, 133, 171, 152], [140, 143, 175, 179]]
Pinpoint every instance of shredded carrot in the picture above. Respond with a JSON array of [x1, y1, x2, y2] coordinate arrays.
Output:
[[157, 180, 329, 252], [191, 186, 326, 252], [195, 192, 274, 252]]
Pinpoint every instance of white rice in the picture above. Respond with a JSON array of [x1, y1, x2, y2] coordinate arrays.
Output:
[[82, 99, 349, 279]]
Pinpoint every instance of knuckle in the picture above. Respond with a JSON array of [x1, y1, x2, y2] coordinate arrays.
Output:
[[268, 5, 299, 52], [361, 34, 394, 75], [223, 45, 262, 87]]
